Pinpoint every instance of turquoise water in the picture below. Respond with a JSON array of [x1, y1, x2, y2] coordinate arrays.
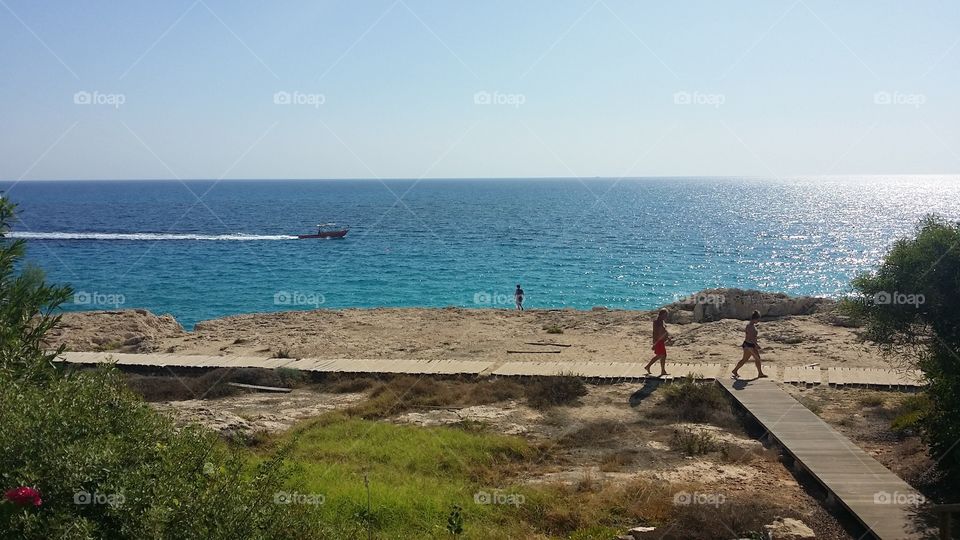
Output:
[[2, 177, 958, 329]]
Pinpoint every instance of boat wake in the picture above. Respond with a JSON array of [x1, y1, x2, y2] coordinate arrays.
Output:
[[5, 231, 299, 241]]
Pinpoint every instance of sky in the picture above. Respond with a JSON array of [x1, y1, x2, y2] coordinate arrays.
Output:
[[1, 0, 959, 180]]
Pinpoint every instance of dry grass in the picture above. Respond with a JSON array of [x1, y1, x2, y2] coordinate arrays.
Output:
[[662, 493, 793, 540], [599, 448, 639, 472], [516, 477, 675, 536], [343, 376, 528, 419], [858, 393, 886, 407], [559, 420, 630, 448], [123, 367, 308, 401]]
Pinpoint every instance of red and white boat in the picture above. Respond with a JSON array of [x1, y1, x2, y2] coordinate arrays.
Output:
[[297, 223, 348, 239]]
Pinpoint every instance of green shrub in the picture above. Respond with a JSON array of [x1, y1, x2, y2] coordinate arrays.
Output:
[[275, 367, 306, 387], [0, 198, 72, 383], [544, 325, 564, 335], [671, 428, 721, 456], [525, 375, 588, 408], [0, 368, 322, 539], [656, 376, 733, 425], [891, 394, 933, 437], [846, 215, 960, 482]]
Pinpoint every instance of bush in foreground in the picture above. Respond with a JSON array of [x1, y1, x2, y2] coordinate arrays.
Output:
[[846, 215, 960, 484], [0, 198, 322, 539], [0, 367, 323, 539]]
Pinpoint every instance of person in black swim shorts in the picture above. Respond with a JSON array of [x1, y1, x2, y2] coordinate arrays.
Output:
[[732, 310, 766, 379]]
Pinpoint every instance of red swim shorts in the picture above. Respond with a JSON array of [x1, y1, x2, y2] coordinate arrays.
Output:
[[653, 339, 667, 356]]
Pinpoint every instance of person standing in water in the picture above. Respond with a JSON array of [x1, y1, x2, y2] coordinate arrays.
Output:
[[644, 309, 670, 377], [732, 310, 767, 379], [514, 284, 524, 311]]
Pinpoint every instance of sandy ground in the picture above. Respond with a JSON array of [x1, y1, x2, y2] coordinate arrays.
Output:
[[51, 305, 892, 370]]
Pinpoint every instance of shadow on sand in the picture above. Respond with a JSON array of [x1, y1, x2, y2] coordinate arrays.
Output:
[[628, 378, 662, 407]]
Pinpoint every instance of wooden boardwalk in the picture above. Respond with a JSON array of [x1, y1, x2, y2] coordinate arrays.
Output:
[[719, 377, 929, 539], [56, 353, 925, 388]]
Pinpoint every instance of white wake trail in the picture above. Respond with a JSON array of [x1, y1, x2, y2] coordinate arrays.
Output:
[[5, 232, 299, 241]]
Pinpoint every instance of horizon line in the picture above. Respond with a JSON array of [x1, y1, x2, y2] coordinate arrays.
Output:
[[3, 173, 959, 183]]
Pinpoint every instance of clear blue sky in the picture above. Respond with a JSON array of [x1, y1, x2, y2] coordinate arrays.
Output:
[[1, 0, 958, 180]]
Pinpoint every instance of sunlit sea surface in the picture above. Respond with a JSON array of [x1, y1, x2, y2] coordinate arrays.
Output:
[[3, 176, 958, 328]]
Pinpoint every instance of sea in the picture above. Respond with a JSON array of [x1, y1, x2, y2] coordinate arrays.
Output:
[[2, 176, 958, 329]]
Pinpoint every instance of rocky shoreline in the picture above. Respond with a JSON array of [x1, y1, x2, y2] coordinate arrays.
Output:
[[46, 289, 887, 371]]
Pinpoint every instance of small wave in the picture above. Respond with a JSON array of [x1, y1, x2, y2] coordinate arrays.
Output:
[[5, 231, 299, 241]]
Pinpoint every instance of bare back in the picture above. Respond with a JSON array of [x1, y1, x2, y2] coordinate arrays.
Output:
[[745, 321, 758, 343], [653, 318, 667, 342]]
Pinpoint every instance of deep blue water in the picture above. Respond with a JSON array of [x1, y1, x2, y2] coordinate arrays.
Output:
[[2, 177, 958, 329]]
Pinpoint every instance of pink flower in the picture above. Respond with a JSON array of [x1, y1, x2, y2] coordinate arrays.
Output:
[[4, 486, 42, 507]]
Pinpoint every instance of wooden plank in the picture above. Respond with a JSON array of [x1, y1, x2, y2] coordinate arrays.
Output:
[[719, 377, 929, 539], [829, 367, 926, 388], [782, 366, 823, 386], [226, 382, 292, 393]]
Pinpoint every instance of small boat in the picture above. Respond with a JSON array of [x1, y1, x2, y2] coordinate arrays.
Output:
[[297, 223, 348, 239]]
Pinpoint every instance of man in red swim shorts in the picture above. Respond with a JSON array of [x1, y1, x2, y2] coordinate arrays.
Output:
[[644, 309, 670, 377]]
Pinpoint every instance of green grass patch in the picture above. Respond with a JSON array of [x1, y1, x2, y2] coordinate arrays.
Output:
[[267, 413, 536, 538], [255, 413, 675, 538]]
